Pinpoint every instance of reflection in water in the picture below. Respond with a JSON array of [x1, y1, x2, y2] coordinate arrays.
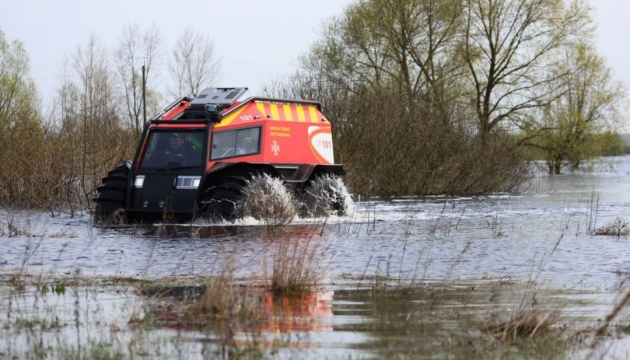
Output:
[[142, 285, 333, 334], [332, 283, 613, 359], [0, 156, 629, 357], [262, 291, 333, 333], [1, 281, 619, 359]]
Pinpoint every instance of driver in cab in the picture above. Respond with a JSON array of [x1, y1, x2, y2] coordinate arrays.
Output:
[[165, 133, 195, 163]]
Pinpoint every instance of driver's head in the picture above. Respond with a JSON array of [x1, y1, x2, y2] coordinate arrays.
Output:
[[170, 133, 184, 149]]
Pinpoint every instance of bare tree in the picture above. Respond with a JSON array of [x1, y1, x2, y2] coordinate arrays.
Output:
[[114, 23, 163, 136], [372, 0, 465, 101], [168, 26, 220, 98], [54, 35, 128, 212], [461, 0, 592, 142]]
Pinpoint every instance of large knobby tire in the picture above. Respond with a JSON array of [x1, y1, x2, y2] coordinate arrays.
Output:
[[300, 174, 346, 218], [94, 163, 130, 224], [199, 169, 257, 222], [200, 183, 245, 222]]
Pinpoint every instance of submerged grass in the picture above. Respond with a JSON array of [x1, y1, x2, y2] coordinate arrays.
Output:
[[0, 270, 608, 359], [3, 192, 630, 358], [485, 308, 564, 345], [269, 233, 329, 297], [333, 281, 583, 359], [593, 217, 629, 236]]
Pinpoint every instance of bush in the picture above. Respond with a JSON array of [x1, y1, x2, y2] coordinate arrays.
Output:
[[595, 131, 626, 156], [324, 87, 531, 197]]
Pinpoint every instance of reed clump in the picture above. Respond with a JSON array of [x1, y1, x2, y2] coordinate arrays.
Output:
[[0, 210, 32, 237], [185, 265, 255, 321], [485, 309, 561, 341], [270, 234, 329, 297], [593, 217, 628, 236], [142, 276, 267, 357]]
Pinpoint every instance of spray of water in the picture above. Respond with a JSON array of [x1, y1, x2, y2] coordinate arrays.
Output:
[[300, 174, 354, 218], [221, 173, 355, 228], [242, 174, 299, 230]]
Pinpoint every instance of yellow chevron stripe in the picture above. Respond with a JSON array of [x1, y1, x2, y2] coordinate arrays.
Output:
[[256, 103, 266, 117], [214, 106, 248, 128], [283, 105, 293, 121], [270, 104, 280, 120], [297, 106, 306, 122], [309, 107, 319, 123]]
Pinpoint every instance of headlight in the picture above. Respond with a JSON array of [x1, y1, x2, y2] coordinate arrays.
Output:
[[134, 175, 145, 188], [176, 176, 201, 189]]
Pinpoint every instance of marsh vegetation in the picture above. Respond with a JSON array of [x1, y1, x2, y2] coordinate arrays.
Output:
[[1, 1, 630, 357], [1, 0, 629, 216], [1, 155, 630, 358]]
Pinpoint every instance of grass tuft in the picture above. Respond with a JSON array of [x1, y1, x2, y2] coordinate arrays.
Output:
[[486, 309, 560, 341], [194, 268, 238, 317], [593, 217, 628, 236], [271, 233, 329, 297]]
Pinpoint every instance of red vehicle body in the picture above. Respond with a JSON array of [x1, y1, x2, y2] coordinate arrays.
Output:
[[94, 87, 345, 222]]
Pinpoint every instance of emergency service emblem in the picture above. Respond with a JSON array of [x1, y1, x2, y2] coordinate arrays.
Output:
[[308, 126, 334, 164], [271, 140, 280, 156]]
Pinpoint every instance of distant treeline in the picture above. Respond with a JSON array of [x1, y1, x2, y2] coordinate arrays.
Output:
[[1, 0, 629, 215], [622, 134, 630, 154]]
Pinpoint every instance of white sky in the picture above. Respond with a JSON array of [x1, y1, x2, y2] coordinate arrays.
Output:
[[0, 0, 354, 108], [0, 1, 628, 117]]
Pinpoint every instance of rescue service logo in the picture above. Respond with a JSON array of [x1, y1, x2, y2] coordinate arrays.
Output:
[[308, 126, 334, 164], [271, 140, 280, 156]]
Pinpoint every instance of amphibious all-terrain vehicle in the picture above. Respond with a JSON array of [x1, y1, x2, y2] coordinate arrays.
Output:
[[94, 87, 346, 223]]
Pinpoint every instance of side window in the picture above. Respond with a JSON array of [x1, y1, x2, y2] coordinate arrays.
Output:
[[236, 127, 260, 155], [211, 131, 237, 159], [211, 127, 261, 160]]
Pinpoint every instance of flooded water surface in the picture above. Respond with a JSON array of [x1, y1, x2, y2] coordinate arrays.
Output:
[[1, 156, 630, 358]]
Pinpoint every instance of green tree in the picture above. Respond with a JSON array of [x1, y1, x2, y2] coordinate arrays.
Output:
[[0, 29, 45, 206], [530, 42, 626, 173], [272, 0, 529, 196], [299, 0, 464, 102], [595, 131, 626, 157]]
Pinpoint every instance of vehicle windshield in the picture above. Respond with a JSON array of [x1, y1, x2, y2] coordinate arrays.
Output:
[[139, 130, 205, 170]]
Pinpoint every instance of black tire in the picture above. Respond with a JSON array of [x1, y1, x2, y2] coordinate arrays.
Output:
[[300, 174, 346, 217], [199, 169, 257, 221], [94, 163, 130, 224]]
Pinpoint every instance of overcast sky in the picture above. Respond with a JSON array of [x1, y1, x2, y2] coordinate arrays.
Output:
[[0, 0, 352, 106], [1, 1, 628, 114]]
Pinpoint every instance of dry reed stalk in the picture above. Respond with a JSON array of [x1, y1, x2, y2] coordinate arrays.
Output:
[[271, 233, 329, 297], [487, 309, 559, 341]]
